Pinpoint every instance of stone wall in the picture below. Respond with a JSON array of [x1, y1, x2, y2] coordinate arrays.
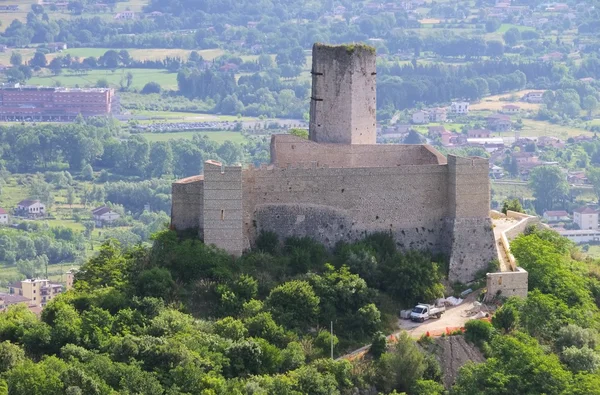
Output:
[[486, 267, 528, 299], [445, 217, 497, 283], [447, 155, 490, 218], [203, 161, 244, 255], [504, 212, 542, 241], [309, 44, 376, 145], [171, 175, 204, 237], [242, 163, 453, 257], [270, 134, 446, 168]]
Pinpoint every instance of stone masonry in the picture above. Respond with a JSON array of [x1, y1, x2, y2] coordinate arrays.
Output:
[[171, 43, 498, 283]]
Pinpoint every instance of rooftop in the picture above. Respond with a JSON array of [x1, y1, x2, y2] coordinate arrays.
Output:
[[17, 199, 41, 207], [544, 210, 569, 217], [92, 206, 114, 216], [0, 293, 31, 305], [559, 230, 600, 236], [0, 85, 112, 93], [574, 206, 599, 214], [0, 208, 6, 215]]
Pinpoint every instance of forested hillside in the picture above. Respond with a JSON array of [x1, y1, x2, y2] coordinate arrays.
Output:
[[0, 227, 599, 394]]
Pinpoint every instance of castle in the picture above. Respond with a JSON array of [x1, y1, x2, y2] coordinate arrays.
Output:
[[171, 43, 498, 283]]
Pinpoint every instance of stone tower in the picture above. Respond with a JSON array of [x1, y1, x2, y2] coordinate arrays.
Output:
[[309, 43, 377, 145]]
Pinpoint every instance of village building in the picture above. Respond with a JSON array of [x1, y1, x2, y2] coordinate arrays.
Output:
[[92, 206, 121, 227], [450, 101, 470, 115], [574, 206, 599, 230], [568, 171, 588, 185], [16, 199, 45, 218], [523, 91, 545, 103], [537, 136, 565, 149], [489, 165, 504, 179], [487, 114, 512, 131], [558, 229, 600, 244], [467, 138, 505, 152], [114, 11, 136, 20], [467, 129, 492, 138], [412, 110, 429, 124], [8, 279, 63, 307], [0, 208, 8, 225], [501, 104, 521, 113], [0, 294, 33, 311], [543, 210, 570, 222], [47, 42, 67, 52], [429, 107, 447, 122]]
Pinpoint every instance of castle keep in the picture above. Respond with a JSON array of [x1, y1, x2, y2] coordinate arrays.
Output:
[[171, 43, 498, 283]]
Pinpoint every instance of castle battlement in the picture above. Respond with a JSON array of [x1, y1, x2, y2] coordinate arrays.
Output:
[[170, 43, 497, 283]]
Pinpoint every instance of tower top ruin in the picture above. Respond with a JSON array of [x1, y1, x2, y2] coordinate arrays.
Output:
[[309, 43, 377, 145]]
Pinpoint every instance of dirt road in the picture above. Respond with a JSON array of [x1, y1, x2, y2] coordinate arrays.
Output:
[[397, 292, 490, 338]]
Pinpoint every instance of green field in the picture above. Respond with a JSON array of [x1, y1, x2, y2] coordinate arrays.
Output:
[[141, 131, 247, 144], [519, 119, 591, 139], [53, 48, 224, 62], [584, 245, 600, 259], [28, 68, 178, 90], [131, 110, 254, 122], [497, 23, 536, 33]]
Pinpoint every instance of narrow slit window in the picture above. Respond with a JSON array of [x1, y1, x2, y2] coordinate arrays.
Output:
[[221, 210, 225, 221]]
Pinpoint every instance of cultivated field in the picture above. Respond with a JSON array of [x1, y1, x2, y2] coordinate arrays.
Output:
[[28, 68, 179, 90], [470, 90, 543, 111]]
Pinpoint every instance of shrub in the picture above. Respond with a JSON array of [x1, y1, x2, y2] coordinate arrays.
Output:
[[464, 319, 494, 347], [141, 82, 162, 94], [255, 231, 279, 255], [369, 331, 387, 359]]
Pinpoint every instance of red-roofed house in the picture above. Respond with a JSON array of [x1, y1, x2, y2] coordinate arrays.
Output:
[[92, 206, 120, 227], [501, 104, 521, 113], [543, 210, 570, 222], [574, 206, 599, 230], [0, 208, 7, 224]]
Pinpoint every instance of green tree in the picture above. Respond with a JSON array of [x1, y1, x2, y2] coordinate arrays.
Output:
[[491, 298, 521, 333], [49, 57, 62, 75], [289, 128, 308, 139], [561, 346, 600, 373], [369, 331, 387, 359], [586, 167, 600, 202], [141, 82, 161, 94], [583, 95, 599, 117], [95, 79, 109, 88], [464, 319, 494, 347], [501, 198, 523, 214], [214, 317, 248, 341], [29, 51, 47, 68], [66, 186, 76, 207], [0, 341, 25, 373], [266, 280, 320, 331], [528, 166, 568, 213], [375, 331, 426, 393], [10, 52, 22, 67], [258, 53, 273, 69], [81, 164, 94, 180], [148, 141, 173, 177], [503, 27, 521, 46]]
